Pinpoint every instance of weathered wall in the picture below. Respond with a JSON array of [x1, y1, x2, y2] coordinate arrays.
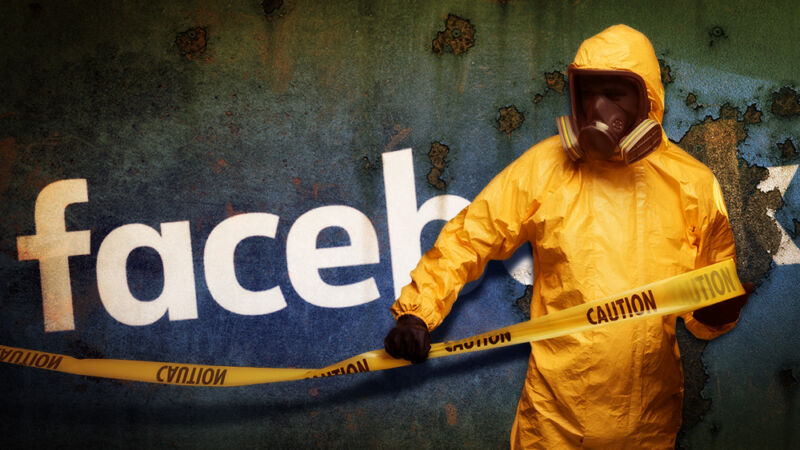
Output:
[[1, 0, 798, 448]]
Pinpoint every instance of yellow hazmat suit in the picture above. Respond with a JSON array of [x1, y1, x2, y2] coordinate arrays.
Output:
[[391, 25, 738, 448]]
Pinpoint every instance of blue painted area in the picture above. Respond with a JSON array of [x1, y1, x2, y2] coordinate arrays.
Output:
[[686, 263, 800, 448]]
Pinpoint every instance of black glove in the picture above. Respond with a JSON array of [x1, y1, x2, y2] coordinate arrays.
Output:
[[384, 314, 431, 364], [693, 281, 754, 327]]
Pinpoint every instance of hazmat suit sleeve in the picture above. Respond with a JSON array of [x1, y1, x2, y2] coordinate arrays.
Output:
[[681, 175, 739, 339], [390, 148, 544, 330]]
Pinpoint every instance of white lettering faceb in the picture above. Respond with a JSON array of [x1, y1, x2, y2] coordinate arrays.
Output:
[[17, 179, 91, 332], [96, 222, 198, 326], [286, 205, 380, 307], [383, 149, 469, 298], [204, 213, 287, 315]]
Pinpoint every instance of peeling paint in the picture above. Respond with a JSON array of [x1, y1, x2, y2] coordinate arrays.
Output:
[[432, 14, 475, 56], [777, 139, 797, 160], [385, 125, 412, 152], [658, 59, 674, 85], [771, 86, 800, 117], [675, 322, 711, 447], [176, 27, 208, 60], [678, 104, 782, 283], [427, 141, 449, 190], [743, 104, 762, 124], [497, 105, 524, 135], [545, 71, 565, 93], [515, 285, 532, 317], [684, 93, 706, 110]]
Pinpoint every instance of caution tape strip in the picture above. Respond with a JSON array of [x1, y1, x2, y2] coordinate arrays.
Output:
[[0, 259, 743, 387]]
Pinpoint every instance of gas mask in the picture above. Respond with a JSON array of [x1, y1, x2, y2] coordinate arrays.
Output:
[[556, 67, 662, 164]]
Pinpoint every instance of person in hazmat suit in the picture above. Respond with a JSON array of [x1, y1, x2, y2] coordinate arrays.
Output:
[[384, 24, 753, 448]]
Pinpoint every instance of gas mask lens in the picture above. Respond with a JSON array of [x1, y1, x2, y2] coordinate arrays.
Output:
[[556, 69, 662, 164]]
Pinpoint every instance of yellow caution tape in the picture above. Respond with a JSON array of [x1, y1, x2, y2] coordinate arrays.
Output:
[[0, 259, 743, 387]]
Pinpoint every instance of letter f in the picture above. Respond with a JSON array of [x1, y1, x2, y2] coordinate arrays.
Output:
[[17, 179, 90, 332]]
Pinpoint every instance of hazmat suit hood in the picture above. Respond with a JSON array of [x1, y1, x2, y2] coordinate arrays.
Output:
[[571, 24, 665, 125], [556, 25, 668, 164]]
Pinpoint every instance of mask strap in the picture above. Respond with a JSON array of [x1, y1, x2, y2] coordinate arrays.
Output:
[[620, 119, 662, 164], [556, 116, 583, 161]]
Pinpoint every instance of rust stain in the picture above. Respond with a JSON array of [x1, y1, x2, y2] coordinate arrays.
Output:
[[677, 104, 782, 283], [497, 105, 524, 135], [427, 141, 449, 190], [658, 59, 674, 85], [211, 158, 227, 174], [176, 27, 208, 60], [545, 71, 565, 93], [777, 138, 797, 160], [225, 202, 244, 217], [432, 14, 475, 56], [346, 412, 357, 431], [385, 124, 412, 152], [771, 86, 800, 117], [308, 387, 319, 397], [266, 9, 298, 93], [743, 104, 762, 124], [444, 402, 458, 425]]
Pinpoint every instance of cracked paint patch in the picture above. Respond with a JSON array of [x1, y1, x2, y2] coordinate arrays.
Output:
[[675, 323, 711, 444], [545, 71, 565, 93], [771, 86, 800, 117], [775, 138, 797, 160], [432, 14, 475, 56], [497, 105, 524, 135], [176, 27, 207, 60], [678, 103, 782, 283], [777, 139, 797, 160], [743, 104, 762, 124], [659, 59, 674, 85], [427, 141, 449, 190], [685, 93, 697, 107], [515, 285, 532, 318], [685, 93, 706, 110]]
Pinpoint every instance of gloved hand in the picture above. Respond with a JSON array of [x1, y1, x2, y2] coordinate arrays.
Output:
[[384, 314, 431, 364], [693, 281, 754, 327]]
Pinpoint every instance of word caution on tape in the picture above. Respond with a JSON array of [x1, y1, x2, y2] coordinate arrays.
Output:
[[0, 260, 743, 387]]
